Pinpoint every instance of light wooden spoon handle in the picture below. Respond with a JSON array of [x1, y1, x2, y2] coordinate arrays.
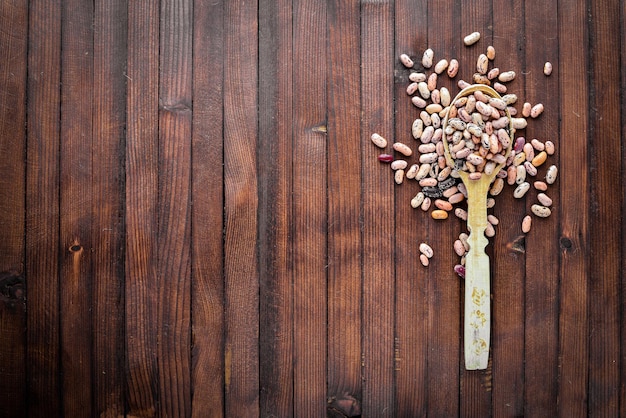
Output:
[[463, 178, 491, 370]]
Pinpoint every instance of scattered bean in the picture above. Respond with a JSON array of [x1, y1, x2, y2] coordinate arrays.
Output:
[[477, 54, 488, 75], [409, 72, 427, 82], [463, 31, 481, 46], [455, 208, 468, 221], [431, 209, 449, 220], [486, 45, 496, 60], [454, 240, 466, 256], [447, 59, 459, 78], [532, 151, 547, 167], [522, 102, 532, 118], [531, 204, 552, 218], [391, 160, 408, 170], [498, 71, 516, 82], [543, 61, 553, 76], [534, 180, 548, 191], [378, 154, 393, 163], [434, 59, 449, 74], [412, 119, 424, 139], [521, 215, 532, 233], [400, 53, 414, 68], [513, 181, 530, 198], [422, 48, 434, 68], [530, 103, 544, 118], [545, 140, 555, 155], [411, 192, 425, 208], [394, 169, 405, 184], [419, 242, 434, 258], [371, 133, 387, 148], [537, 192, 553, 207], [393, 142, 413, 156], [420, 253, 430, 266]]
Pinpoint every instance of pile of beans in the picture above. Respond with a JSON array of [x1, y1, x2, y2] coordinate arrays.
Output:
[[370, 33, 558, 273]]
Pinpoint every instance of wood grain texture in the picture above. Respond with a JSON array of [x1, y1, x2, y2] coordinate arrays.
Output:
[[393, 1, 429, 416], [557, 1, 590, 416], [157, 0, 193, 415], [0, 0, 27, 416], [25, 0, 62, 415], [361, 0, 395, 415], [58, 0, 95, 414], [588, 0, 622, 415], [125, 0, 159, 415], [258, 0, 294, 416], [92, 0, 127, 415], [291, 0, 328, 415], [326, 1, 363, 415], [523, 1, 560, 417], [191, 0, 225, 416], [1, 0, 625, 416], [223, 0, 260, 415]]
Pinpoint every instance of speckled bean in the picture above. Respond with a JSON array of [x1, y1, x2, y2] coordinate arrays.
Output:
[[463, 31, 481, 46], [455, 207, 468, 221], [422, 48, 434, 68], [513, 181, 530, 198], [411, 192, 425, 208], [537, 192, 553, 207], [434, 59, 449, 74], [421, 196, 431, 211], [394, 169, 405, 184], [447, 59, 459, 77], [524, 161, 538, 177], [409, 72, 427, 82], [406, 164, 419, 179], [522, 102, 532, 118], [371, 133, 387, 148], [393, 142, 413, 156], [477, 54, 488, 74], [531, 204, 552, 218], [521, 215, 532, 233], [400, 53, 414, 68], [391, 160, 408, 170], [498, 70, 516, 82], [419, 242, 434, 258], [454, 240, 466, 256], [412, 119, 424, 139], [530, 103, 544, 118], [545, 140, 555, 155]]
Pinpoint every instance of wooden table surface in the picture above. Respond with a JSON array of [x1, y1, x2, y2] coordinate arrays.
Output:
[[1, 0, 624, 416]]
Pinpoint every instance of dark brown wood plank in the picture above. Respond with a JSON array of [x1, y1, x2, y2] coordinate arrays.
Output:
[[92, 0, 127, 416], [360, 0, 395, 415], [490, 1, 526, 416], [291, 0, 328, 415], [258, 0, 294, 416], [26, 0, 62, 415], [587, 0, 621, 415], [157, 0, 193, 415], [426, 1, 464, 416], [0, 0, 27, 416], [522, 1, 560, 416], [223, 0, 260, 415], [58, 0, 94, 414], [457, 1, 493, 416], [393, 1, 429, 416], [190, 0, 225, 416], [556, 1, 590, 416], [621, 2, 626, 416], [326, 1, 362, 415], [125, 0, 160, 414]]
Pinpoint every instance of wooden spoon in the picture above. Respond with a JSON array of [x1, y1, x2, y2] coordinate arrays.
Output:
[[441, 84, 514, 370]]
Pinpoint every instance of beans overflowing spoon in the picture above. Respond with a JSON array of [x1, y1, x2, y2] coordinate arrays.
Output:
[[441, 84, 514, 370]]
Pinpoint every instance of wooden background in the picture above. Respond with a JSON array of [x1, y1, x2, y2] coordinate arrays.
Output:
[[0, 0, 624, 416]]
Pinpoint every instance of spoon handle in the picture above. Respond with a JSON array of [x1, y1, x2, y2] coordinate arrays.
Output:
[[463, 180, 491, 370]]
